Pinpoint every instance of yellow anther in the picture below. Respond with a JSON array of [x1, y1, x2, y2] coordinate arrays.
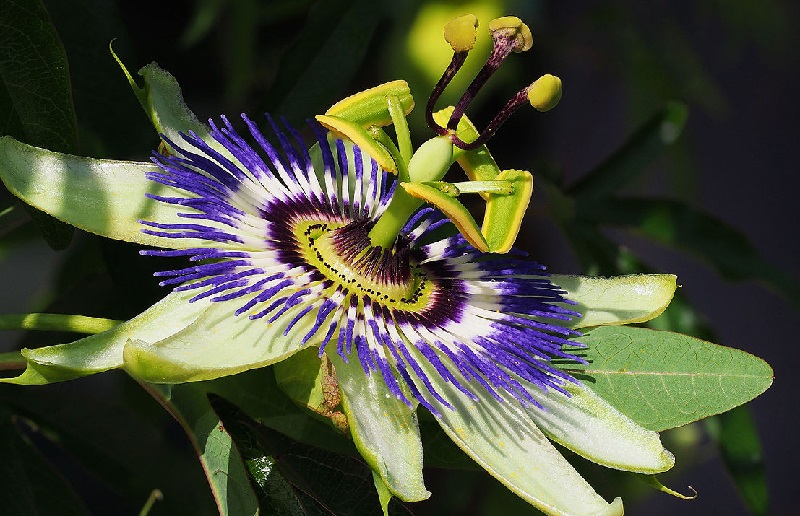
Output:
[[527, 74, 562, 112], [488, 16, 533, 52], [444, 14, 479, 52]]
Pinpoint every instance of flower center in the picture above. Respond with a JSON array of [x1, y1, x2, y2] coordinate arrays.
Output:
[[296, 220, 432, 310]]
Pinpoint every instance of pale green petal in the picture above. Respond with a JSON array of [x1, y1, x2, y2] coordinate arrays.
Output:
[[412, 350, 622, 516], [330, 354, 430, 502], [123, 292, 316, 382], [0, 289, 208, 385], [530, 382, 674, 473], [553, 274, 677, 328], [0, 137, 225, 249]]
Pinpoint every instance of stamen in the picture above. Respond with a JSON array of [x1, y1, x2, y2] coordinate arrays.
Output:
[[446, 16, 533, 131], [449, 74, 563, 151], [426, 14, 478, 136]]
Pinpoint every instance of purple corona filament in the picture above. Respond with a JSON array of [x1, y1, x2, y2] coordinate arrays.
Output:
[[140, 114, 584, 415]]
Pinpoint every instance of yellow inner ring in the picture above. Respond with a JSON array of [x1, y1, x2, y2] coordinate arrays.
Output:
[[296, 220, 434, 310]]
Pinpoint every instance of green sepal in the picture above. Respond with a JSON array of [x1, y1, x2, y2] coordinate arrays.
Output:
[[552, 274, 677, 328], [111, 49, 210, 151], [0, 290, 206, 386], [569, 326, 774, 432], [372, 472, 393, 516], [401, 182, 489, 252], [329, 353, 430, 502], [0, 137, 216, 249], [324, 80, 414, 128], [482, 169, 533, 253], [315, 114, 397, 173], [273, 348, 327, 414], [122, 290, 317, 383]]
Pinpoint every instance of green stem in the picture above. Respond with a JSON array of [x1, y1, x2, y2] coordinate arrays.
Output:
[[387, 95, 413, 174], [368, 188, 424, 248], [139, 489, 164, 516], [0, 313, 122, 334], [0, 351, 25, 371]]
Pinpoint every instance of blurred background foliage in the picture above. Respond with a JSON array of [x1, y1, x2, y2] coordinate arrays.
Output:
[[1, 0, 798, 514]]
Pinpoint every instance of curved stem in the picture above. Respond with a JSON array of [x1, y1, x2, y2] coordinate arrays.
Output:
[[0, 313, 122, 334]]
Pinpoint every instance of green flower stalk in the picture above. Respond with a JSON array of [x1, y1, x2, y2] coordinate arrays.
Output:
[[0, 15, 772, 516]]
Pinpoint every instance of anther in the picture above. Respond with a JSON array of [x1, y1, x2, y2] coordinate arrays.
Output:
[[449, 73, 562, 151], [425, 15, 562, 152], [426, 15, 478, 137], [446, 16, 533, 131]]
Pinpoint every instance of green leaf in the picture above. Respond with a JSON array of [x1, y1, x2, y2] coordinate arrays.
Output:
[[210, 394, 413, 516], [552, 274, 677, 328], [266, 0, 381, 125], [588, 197, 800, 308], [331, 353, 430, 502], [569, 326, 774, 432], [0, 380, 213, 515], [708, 406, 769, 515], [205, 368, 355, 456], [144, 383, 259, 516], [40, 0, 148, 157], [0, 0, 77, 249], [0, 406, 88, 516], [567, 102, 688, 205], [0, 0, 76, 151]]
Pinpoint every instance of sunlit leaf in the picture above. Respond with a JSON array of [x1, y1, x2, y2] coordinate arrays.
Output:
[[211, 394, 413, 516], [569, 326, 773, 431], [144, 383, 259, 516]]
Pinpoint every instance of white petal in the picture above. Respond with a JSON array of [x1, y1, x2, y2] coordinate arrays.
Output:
[[553, 274, 676, 328], [123, 292, 317, 382], [411, 348, 621, 516], [330, 354, 430, 502], [1, 289, 208, 385], [531, 382, 675, 473]]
